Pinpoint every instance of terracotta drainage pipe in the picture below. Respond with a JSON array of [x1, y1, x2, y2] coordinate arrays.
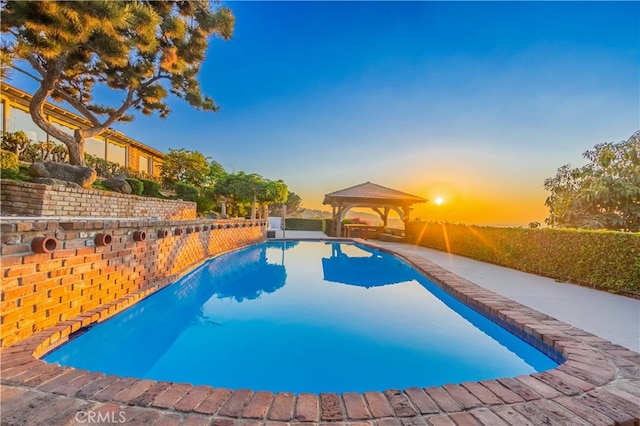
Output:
[[31, 236, 58, 253], [133, 230, 147, 241], [94, 233, 112, 247]]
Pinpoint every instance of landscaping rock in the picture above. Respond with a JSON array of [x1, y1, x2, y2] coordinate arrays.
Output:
[[31, 177, 82, 189], [103, 175, 131, 194], [29, 162, 96, 188]]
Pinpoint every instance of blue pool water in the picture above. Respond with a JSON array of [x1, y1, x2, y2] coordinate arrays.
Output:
[[45, 241, 557, 393]]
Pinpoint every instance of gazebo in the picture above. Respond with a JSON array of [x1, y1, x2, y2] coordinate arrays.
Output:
[[322, 182, 427, 237]]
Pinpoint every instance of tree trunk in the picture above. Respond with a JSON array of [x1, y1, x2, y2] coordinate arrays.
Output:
[[25, 56, 115, 167], [27, 60, 81, 165], [69, 129, 85, 166], [251, 194, 257, 219], [67, 140, 84, 166], [29, 75, 86, 166]]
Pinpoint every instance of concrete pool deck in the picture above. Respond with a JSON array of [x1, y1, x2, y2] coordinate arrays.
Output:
[[1, 235, 639, 425]]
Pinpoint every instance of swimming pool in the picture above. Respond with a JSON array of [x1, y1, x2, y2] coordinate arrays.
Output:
[[45, 241, 557, 394]]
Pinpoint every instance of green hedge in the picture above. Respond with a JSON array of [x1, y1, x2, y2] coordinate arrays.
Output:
[[196, 189, 217, 214], [284, 218, 324, 231], [125, 178, 143, 196], [140, 179, 163, 197], [323, 219, 333, 235], [175, 181, 199, 202], [405, 222, 640, 292]]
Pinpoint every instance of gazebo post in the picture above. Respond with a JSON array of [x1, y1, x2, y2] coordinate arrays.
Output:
[[332, 204, 337, 237], [401, 205, 411, 230], [336, 203, 343, 237]]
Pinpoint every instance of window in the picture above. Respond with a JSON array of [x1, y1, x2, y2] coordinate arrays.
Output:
[[139, 155, 149, 174], [85, 137, 106, 159], [8, 107, 47, 143], [107, 141, 126, 166]]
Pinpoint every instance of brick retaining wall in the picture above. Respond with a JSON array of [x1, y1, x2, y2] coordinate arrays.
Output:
[[0, 218, 266, 347], [0, 180, 196, 220]]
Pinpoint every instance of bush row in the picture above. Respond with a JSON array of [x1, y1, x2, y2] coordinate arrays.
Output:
[[84, 153, 160, 183], [284, 218, 325, 231], [405, 222, 640, 293]]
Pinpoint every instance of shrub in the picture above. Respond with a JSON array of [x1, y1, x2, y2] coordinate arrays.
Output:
[[342, 217, 370, 225], [285, 218, 324, 231], [123, 167, 161, 183], [1, 131, 31, 160], [24, 141, 68, 163], [92, 179, 108, 190], [140, 178, 162, 197], [175, 181, 199, 202], [85, 153, 124, 178], [405, 221, 640, 292], [194, 188, 217, 214], [202, 187, 217, 199], [196, 195, 216, 213], [0, 149, 19, 178], [125, 178, 144, 196]]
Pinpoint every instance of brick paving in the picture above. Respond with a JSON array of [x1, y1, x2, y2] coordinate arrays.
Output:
[[1, 241, 639, 425]]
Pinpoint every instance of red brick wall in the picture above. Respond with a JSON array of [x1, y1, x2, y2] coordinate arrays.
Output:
[[0, 180, 196, 220], [128, 146, 141, 173], [0, 218, 266, 348]]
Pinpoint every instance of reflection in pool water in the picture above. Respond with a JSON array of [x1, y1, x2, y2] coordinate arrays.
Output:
[[322, 243, 414, 287], [45, 241, 557, 394]]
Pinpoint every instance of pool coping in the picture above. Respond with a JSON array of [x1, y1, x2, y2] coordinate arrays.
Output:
[[1, 238, 639, 425]]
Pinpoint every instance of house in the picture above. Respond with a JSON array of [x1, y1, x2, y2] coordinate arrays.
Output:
[[0, 82, 163, 177]]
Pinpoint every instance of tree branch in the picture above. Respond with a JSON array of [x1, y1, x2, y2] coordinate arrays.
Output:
[[82, 87, 137, 138], [6, 63, 42, 82], [28, 56, 77, 147], [140, 72, 171, 89], [24, 55, 47, 78], [51, 88, 102, 128]]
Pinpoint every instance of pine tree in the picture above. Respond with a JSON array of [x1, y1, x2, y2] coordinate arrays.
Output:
[[1, 1, 234, 165]]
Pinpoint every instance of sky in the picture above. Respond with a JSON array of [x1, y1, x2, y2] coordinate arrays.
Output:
[[6, 1, 640, 226]]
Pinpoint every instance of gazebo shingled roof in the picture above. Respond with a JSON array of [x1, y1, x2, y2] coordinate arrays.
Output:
[[322, 182, 427, 237], [323, 181, 426, 204]]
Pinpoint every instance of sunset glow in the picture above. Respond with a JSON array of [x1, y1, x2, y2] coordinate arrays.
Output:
[[7, 2, 637, 227]]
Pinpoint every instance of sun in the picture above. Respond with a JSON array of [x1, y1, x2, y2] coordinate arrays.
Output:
[[434, 197, 444, 206]]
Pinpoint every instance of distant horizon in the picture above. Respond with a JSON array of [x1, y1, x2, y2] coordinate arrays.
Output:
[[272, 206, 540, 229], [5, 1, 638, 227]]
